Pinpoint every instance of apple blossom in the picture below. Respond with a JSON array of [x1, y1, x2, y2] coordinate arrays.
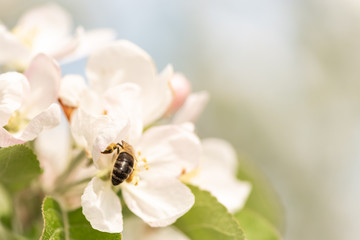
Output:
[[0, 54, 61, 147], [165, 73, 192, 116], [184, 138, 251, 212], [72, 108, 201, 233], [0, 3, 115, 71], [59, 40, 173, 127]]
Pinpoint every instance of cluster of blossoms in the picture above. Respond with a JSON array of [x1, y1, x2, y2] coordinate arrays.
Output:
[[0, 3, 251, 238]]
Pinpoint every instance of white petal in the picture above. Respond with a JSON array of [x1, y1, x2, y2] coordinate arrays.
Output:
[[70, 109, 129, 169], [0, 103, 60, 147], [60, 27, 116, 63], [19, 103, 61, 141], [35, 119, 71, 191], [173, 91, 209, 124], [86, 40, 173, 125], [201, 138, 238, 175], [0, 72, 29, 126], [166, 73, 192, 116], [59, 74, 87, 107], [190, 138, 251, 212], [50, 28, 80, 61], [15, 3, 72, 55], [81, 177, 123, 233], [23, 54, 61, 118], [137, 124, 201, 177], [142, 64, 173, 125], [0, 24, 29, 64], [86, 40, 156, 94], [70, 109, 115, 154], [79, 89, 104, 115], [145, 227, 190, 240], [0, 127, 25, 147], [103, 83, 141, 115], [122, 177, 194, 227], [103, 83, 143, 142], [190, 169, 251, 212], [123, 217, 190, 240], [93, 121, 131, 170]]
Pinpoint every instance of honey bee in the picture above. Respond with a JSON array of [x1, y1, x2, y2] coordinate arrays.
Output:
[[102, 140, 137, 186]]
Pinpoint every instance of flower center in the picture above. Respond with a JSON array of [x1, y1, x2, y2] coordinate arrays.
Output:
[[101, 142, 150, 187], [125, 150, 149, 186], [3, 111, 29, 133], [12, 26, 39, 50]]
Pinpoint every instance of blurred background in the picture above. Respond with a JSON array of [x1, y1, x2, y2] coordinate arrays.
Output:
[[1, 0, 360, 239]]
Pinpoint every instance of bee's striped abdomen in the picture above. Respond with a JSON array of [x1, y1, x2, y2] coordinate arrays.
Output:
[[112, 152, 135, 186]]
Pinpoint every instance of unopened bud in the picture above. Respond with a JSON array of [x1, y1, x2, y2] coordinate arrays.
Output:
[[166, 73, 191, 116]]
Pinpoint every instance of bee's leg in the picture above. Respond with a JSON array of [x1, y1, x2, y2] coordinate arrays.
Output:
[[126, 172, 139, 186], [126, 159, 139, 185], [116, 142, 123, 154], [101, 143, 122, 154]]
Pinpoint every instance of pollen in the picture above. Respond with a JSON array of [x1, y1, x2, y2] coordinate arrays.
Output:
[[126, 170, 139, 186], [142, 157, 149, 170]]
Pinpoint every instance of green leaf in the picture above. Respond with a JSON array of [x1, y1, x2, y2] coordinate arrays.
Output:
[[0, 183, 12, 221], [235, 208, 281, 240], [41, 197, 122, 240], [41, 197, 65, 239], [68, 208, 122, 240], [237, 156, 284, 232], [0, 145, 42, 192], [175, 185, 246, 240]]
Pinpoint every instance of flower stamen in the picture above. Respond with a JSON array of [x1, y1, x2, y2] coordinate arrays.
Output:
[[3, 111, 29, 133], [142, 157, 149, 170], [125, 152, 149, 186]]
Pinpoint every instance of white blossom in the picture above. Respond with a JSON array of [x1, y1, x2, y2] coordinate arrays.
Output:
[[187, 138, 251, 212], [0, 3, 115, 70], [59, 40, 173, 127], [0, 54, 61, 147], [75, 109, 201, 233]]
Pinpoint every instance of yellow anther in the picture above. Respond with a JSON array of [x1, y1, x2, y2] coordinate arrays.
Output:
[[179, 168, 199, 183], [133, 176, 139, 186], [142, 158, 149, 170]]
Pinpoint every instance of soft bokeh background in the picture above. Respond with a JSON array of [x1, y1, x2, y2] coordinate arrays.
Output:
[[1, 0, 360, 239]]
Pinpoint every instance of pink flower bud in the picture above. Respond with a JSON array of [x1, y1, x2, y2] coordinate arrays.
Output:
[[166, 73, 192, 116]]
